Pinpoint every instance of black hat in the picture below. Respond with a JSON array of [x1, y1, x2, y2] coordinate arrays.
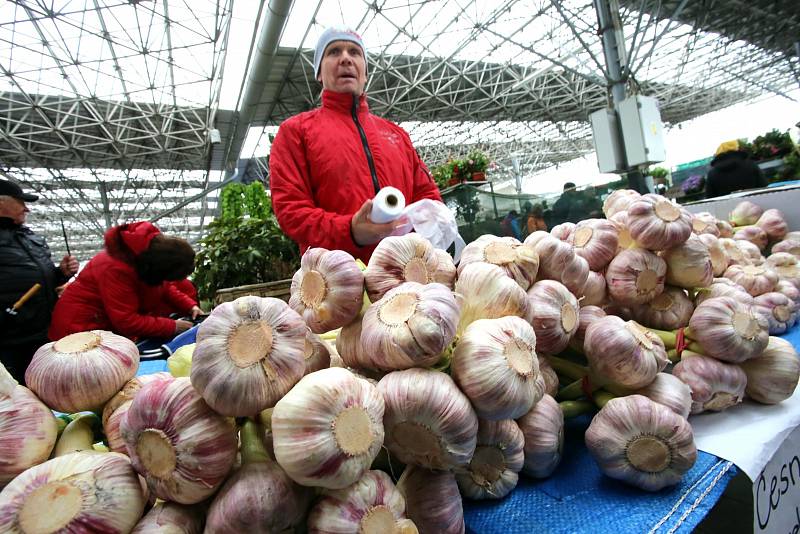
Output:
[[0, 180, 38, 202]]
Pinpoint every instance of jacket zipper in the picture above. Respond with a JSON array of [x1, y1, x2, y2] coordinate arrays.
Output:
[[351, 94, 381, 195]]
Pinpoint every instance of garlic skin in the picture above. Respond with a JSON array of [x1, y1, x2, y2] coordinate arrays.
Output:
[[772, 239, 800, 258], [672, 353, 747, 414], [517, 394, 564, 478], [455, 262, 528, 335], [569, 305, 607, 352], [634, 373, 692, 419], [694, 277, 754, 307], [697, 234, 729, 276], [132, 502, 205, 533], [689, 296, 769, 363], [736, 239, 765, 265], [457, 234, 539, 290], [273, 368, 385, 489], [755, 208, 788, 241], [456, 419, 524, 500], [610, 211, 636, 252], [397, 466, 464, 534], [572, 219, 619, 271], [627, 194, 692, 251], [524, 233, 589, 297], [723, 264, 779, 297], [716, 219, 735, 238], [662, 234, 713, 289], [606, 248, 667, 305], [120, 376, 238, 504], [525, 280, 579, 355], [550, 222, 576, 242], [734, 225, 769, 251], [730, 200, 763, 226], [0, 452, 145, 533], [380, 368, 478, 471], [537, 356, 560, 397], [304, 329, 332, 375], [775, 279, 800, 309], [452, 316, 543, 420], [289, 248, 364, 334], [630, 286, 694, 330], [740, 337, 800, 405], [584, 316, 668, 389], [191, 296, 307, 416], [767, 252, 800, 286], [603, 189, 641, 218], [361, 282, 459, 370], [719, 237, 749, 266], [102, 372, 173, 454], [585, 395, 697, 492], [754, 292, 797, 334], [691, 212, 721, 237], [581, 270, 608, 307], [366, 233, 456, 302], [26, 330, 139, 413]]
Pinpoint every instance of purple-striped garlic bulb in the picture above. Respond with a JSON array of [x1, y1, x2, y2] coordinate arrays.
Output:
[[695, 278, 754, 306], [537, 356, 560, 397], [603, 189, 641, 218], [272, 368, 384, 489], [451, 316, 543, 420], [581, 270, 607, 307], [737, 239, 764, 265], [303, 329, 331, 375], [734, 225, 768, 251], [672, 352, 747, 413], [697, 234, 729, 276], [517, 394, 564, 478], [132, 501, 205, 533], [585, 395, 696, 491], [379, 368, 478, 471], [772, 239, 800, 258], [730, 200, 763, 226], [191, 296, 306, 416], [755, 208, 788, 241], [457, 234, 539, 290], [630, 286, 694, 330], [569, 305, 607, 352], [120, 377, 237, 504], [0, 363, 58, 486], [754, 292, 797, 334], [525, 280, 579, 355], [662, 234, 713, 289], [605, 248, 667, 305], [524, 233, 589, 297], [719, 237, 748, 266], [716, 219, 735, 238], [787, 231, 800, 241], [723, 264, 778, 297], [767, 252, 800, 286], [102, 372, 173, 454], [627, 194, 692, 251], [456, 419, 524, 500], [610, 211, 636, 252], [366, 233, 456, 302], [361, 282, 459, 370], [634, 373, 692, 419], [691, 212, 720, 237], [289, 248, 364, 333], [550, 222, 576, 242], [775, 279, 800, 309], [740, 337, 800, 405], [572, 219, 619, 271], [688, 297, 768, 363], [456, 262, 528, 335], [397, 466, 464, 534], [584, 316, 668, 389]]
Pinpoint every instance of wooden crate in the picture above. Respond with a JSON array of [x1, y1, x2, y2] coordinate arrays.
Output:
[[214, 278, 293, 305]]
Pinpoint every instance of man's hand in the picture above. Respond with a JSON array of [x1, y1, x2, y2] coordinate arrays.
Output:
[[175, 319, 193, 334], [189, 306, 206, 320], [350, 199, 408, 247], [59, 255, 79, 277]]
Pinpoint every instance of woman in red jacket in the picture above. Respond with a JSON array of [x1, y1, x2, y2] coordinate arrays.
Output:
[[49, 221, 202, 341]]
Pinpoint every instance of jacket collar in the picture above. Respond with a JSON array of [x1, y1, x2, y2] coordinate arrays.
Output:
[[321, 89, 369, 116], [0, 217, 20, 230]]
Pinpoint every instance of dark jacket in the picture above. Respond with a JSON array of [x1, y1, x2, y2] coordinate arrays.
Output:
[[705, 151, 767, 199], [0, 218, 67, 345]]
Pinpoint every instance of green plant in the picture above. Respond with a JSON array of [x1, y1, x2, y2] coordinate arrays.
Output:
[[463, 149, 490, 175], [431, 160, 458, 190], [648, 167, 669, 180], [749, 129, 795, 161]]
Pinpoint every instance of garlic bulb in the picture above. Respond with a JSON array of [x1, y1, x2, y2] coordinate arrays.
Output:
[[304, 329, 331, 375], [525, 280, 579, 355], [634, 373, 692, 419], [289, 248, 364, 334], [451, 316, 543, 420], [584, 316, 668, 389], [716, 219, 735, 238], [0, 363, 58, 486], [132, 501, 205, 533], [569, 305, 607, 352], [755, 208, 788, 241], [606, 248, 667, 305], [103, 372, 173, 454], [767, 252, 800, 284], [361, 282, 459, 370], [380, 368, 478, 471], [603, 189, 641, 218], [397, 466, 464, 534], [754, 292, 797, 334], [772, 239, 800, 258], [719, 237, 749, 266], [455, 262, 528, 335], [662, 234, 713, 289], [734, 225, 769, 251], [630, 286, 694, 330], [672, 352, 747, 413], [120, 376, 237, 504], [723, 264, 778, 297], [457, 234, 539, 290], [689, 296, 769, 363], [737, 239, 764, 264], [585, 395, 696, 491], [307, 470, 412, 534], [787, 231, 800, 242], [581, 270, 607, 306], [694, 277, 754, 306], [26, 330, 139, 413], [610, 211, 636, 252], [776, 279, 800, 308], [627, 194, 692, 251], [740, 337, 800, 405], [517, 394, 564, 478], [366, 233, 456, 302], [537, 356, 560, 397], [730, 200, 763, 226], [191, 296, 306, 416], [691, 212, 720, 237], [524, 233, 589, 297], [272, 367, 384, 489], [456, 419, 524, 500], [697, 234, 729, 276], [550, 222, 576, 241], [0, 452, 145, 532], [572, 219, 619, 271]]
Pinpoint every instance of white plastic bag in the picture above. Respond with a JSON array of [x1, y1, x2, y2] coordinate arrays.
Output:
[[391, 199, 466, 262]]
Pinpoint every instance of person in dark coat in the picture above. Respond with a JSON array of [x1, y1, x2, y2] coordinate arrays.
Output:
[[705, 140, 767, 199], [0, 180, 79, 384]]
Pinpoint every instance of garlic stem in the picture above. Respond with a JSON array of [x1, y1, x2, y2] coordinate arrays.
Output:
[[54, 413, 99, 457], [546, 355, 587, 381], [240, 419, 269, 465], [667, 349, 679, 363], [646, 327, 676, 348], [556, 378, 588, 401], [592, 390, 615, 409], [559, 400, 595, 418]]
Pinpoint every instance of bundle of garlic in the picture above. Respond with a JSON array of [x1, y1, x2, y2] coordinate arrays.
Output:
[[365, 233, 456, 302], [272, 367, 384, 489], [691, 212, 721, 237], [397, 466, 464, 534], [585, 395, 696, 491], [603, 189, 641, 218], [718, 237, 749, 266], [767, 252, 800, 286], [537, 356, 560, 397], [525, 280, 579, 355], [0, 452, 145, 532], [630, 286, 694, 331], [517, 394, 564, 478], [716, 219, 735, 238], [455, 262, 528, 335], [102, 372, 172, 454], [379, 368, 478, 471], [627, 194, 692, 251], [451, 316, 542, 420], [191, 296, 307, 416], [740, 337, 800, 405], [754, 292, 797, 334], [456, 419, 525, 500], [131, 501, 205, 533], [687, 296, 769, 363], [0, 363, 58, 486], [581, 270, 608, 307], [120, 376, 237, 504], [584, 316, 668, 389], [360, 282, 459, 370], [755, 208, 788, 241], [694, 278, 754, 306], [733, 225, 769, 251], [672, 351, 747, 413], [723, 263, 779, 297], [736, 239, 765, 265], [25, 330, 139, 413], [524, 232, 589, 297], [571, 219, 619, 271], [303, 328, 332, 375], [662, 234, 713, 289], [776, 279, 800, 309], [569, 305, 606, 353], [609, 211, 636, 252], [772, 239, 800, 257], [730, 200, 763, 227], [289, 247, 364, 333], [697, 234, 729, 276], [457, 234, 539, 290], [634, 373, 692, 419], [605, 248, 667, 305], [550, 222, 576, 242]]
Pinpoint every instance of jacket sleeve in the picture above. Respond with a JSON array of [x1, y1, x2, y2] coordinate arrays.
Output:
[[269, 119, 369, 258], [704, 170, 719, 199], [164, 283, 196, 313]]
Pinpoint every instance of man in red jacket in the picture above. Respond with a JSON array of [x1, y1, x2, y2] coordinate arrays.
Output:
[[269, 27, 442, 262]]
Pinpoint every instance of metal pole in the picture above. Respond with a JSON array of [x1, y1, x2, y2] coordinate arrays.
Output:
[[98, 181, 113, 230], [150, 169, 240, 223]]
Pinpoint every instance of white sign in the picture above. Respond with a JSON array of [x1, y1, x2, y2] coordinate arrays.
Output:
[[753, 425, 800, 533]]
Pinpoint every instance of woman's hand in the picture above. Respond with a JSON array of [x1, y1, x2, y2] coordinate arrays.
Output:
[[189, 305, 205, 319], [350, 199, 408, 246], [175, 319, 193, 334]]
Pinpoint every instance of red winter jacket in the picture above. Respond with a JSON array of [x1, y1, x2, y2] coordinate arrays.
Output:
[[269, 90, 441, 262], [48, 222, 195, 341]]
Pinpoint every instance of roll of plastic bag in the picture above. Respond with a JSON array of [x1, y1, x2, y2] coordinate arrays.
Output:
[[392, 199, 467, 262], [370, 186, 406, 223]]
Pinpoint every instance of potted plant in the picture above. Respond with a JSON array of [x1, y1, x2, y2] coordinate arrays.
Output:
[[748, 129, 795, 162], [463, 149, 491, 181], [679, 174, 705, 201]]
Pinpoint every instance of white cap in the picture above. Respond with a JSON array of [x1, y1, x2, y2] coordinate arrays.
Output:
[[313, 26, 367, 78]]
